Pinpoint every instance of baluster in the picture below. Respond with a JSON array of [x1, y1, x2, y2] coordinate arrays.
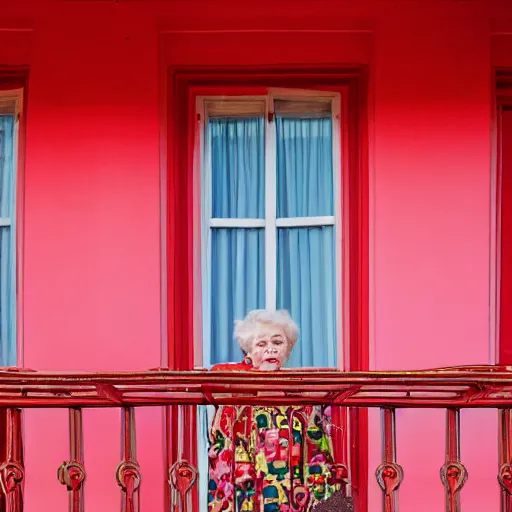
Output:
[[499, 409, 512, 511], [169, 405, 198, 512], [330, 405, 350, 496], [116, 407, 141, 512], [375, 408, 403, 512], [58, 408, 86, 512], [0, 408, 24, 512], [440, 408, 467, 512]]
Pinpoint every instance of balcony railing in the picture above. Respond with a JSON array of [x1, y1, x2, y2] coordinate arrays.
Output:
[[1, 365, 512, 512]]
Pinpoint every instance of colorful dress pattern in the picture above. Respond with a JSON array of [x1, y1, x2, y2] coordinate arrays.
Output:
[[208, 363, 344, 512]]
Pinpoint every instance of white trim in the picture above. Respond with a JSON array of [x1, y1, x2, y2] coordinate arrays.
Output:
[[201, 99, 212, 368], [332, 94, 344, 371], [210, 218, 265, 228], [195, 97, 210, 512], [265, 97, 277, 311], [0, 217, 12, 227], [192, 99, 203, 368], [275, 216, 335, 228]]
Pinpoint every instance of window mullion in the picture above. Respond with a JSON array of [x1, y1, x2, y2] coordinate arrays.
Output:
[[265, 96, 277, 311], [275, 216, 335, 228]]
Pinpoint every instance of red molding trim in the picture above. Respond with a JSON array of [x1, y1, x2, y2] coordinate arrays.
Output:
[[496, 68, 512, 365], [166, 64, 369, 512], [496, 69, 512, 91], [0, 66, 29, 90]]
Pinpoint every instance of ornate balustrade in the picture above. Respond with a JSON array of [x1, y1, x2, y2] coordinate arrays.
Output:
[[1, 365, 512, 511]]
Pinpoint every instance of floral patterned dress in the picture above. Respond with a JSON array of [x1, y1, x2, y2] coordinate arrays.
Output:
[[208, 363, 343, 512]]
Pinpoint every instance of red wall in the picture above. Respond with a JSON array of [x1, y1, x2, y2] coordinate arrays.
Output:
[[1, 0, 512, 510]]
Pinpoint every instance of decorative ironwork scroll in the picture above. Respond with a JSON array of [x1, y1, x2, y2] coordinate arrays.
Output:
[[440, 409, 467, 512], [0, 408, 24, 512], [169, 460, 198, 512], [169, 405, 198, 512], [58, 408, 86, 512], [116, 407, 141, 512], [376, 408, 403, 512]]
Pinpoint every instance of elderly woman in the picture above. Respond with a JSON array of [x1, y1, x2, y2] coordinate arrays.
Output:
[[208, 310, 343, 512]]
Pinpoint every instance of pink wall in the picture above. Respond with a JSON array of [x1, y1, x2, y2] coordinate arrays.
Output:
[[3, 2, 164, 510], [1, 0, 512, 510], [372, 8, 495, 511]]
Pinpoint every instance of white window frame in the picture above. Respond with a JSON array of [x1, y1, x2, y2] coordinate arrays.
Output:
[[195, 89, 343, 369], [0, 88, 22, 367]]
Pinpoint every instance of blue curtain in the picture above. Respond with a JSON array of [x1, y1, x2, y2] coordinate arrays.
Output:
[[0, 115, 16, 367], [276, 116, 337, 368], [277, 227, 336, 367], [210, 228, 265, 363], [208, 117, 266, 364], [211, 117, 265, 219], [277, 117, 333, 218]]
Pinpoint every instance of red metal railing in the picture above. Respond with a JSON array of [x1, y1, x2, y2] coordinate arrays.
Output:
[[2, 365, 512, 511]]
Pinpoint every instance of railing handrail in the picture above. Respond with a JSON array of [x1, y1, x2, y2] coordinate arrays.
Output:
[[0, 365, 512, 408], [2, 365, 512, 512]]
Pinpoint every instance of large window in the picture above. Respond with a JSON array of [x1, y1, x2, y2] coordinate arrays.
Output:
[[0, 89, 20, 367], [198, 93, 341, 368]]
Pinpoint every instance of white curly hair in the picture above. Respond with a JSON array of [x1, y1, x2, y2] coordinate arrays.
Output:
[[234, 309, 299, 355]]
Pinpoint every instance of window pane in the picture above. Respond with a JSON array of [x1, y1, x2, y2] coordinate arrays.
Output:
[[277, 226, 336, 367], [0, 116, 14, 218], [210, 228, 265, 364], [276, 116, 334, 218], [210, 117, 265, 219], [0, 227, 15, 366]]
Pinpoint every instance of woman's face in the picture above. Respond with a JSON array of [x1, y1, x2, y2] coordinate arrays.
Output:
[[248, 324, 290, 371]]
